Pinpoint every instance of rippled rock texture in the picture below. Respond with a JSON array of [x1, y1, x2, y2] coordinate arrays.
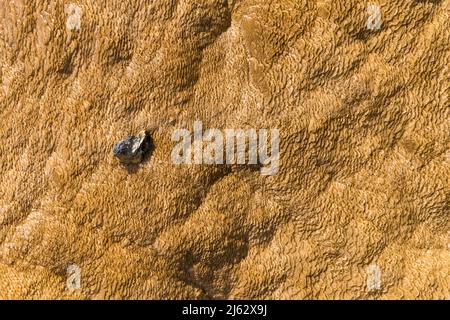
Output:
[[0, 0, 449, 299]]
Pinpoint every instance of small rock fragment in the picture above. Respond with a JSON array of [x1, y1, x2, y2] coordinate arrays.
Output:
[[113, 130, 152, 164]]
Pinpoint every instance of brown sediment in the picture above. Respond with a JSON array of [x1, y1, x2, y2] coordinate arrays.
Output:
[[0, 0, 449, 299]]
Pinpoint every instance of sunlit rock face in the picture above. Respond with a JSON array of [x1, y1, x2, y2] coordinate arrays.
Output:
[[0, 0, 448, 299]]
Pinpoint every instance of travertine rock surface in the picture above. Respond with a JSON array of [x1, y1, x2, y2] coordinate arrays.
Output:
[[0, 0, 449, 299]]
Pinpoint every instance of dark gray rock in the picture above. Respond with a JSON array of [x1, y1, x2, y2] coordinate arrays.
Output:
[[113, 130, 152, 164]]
